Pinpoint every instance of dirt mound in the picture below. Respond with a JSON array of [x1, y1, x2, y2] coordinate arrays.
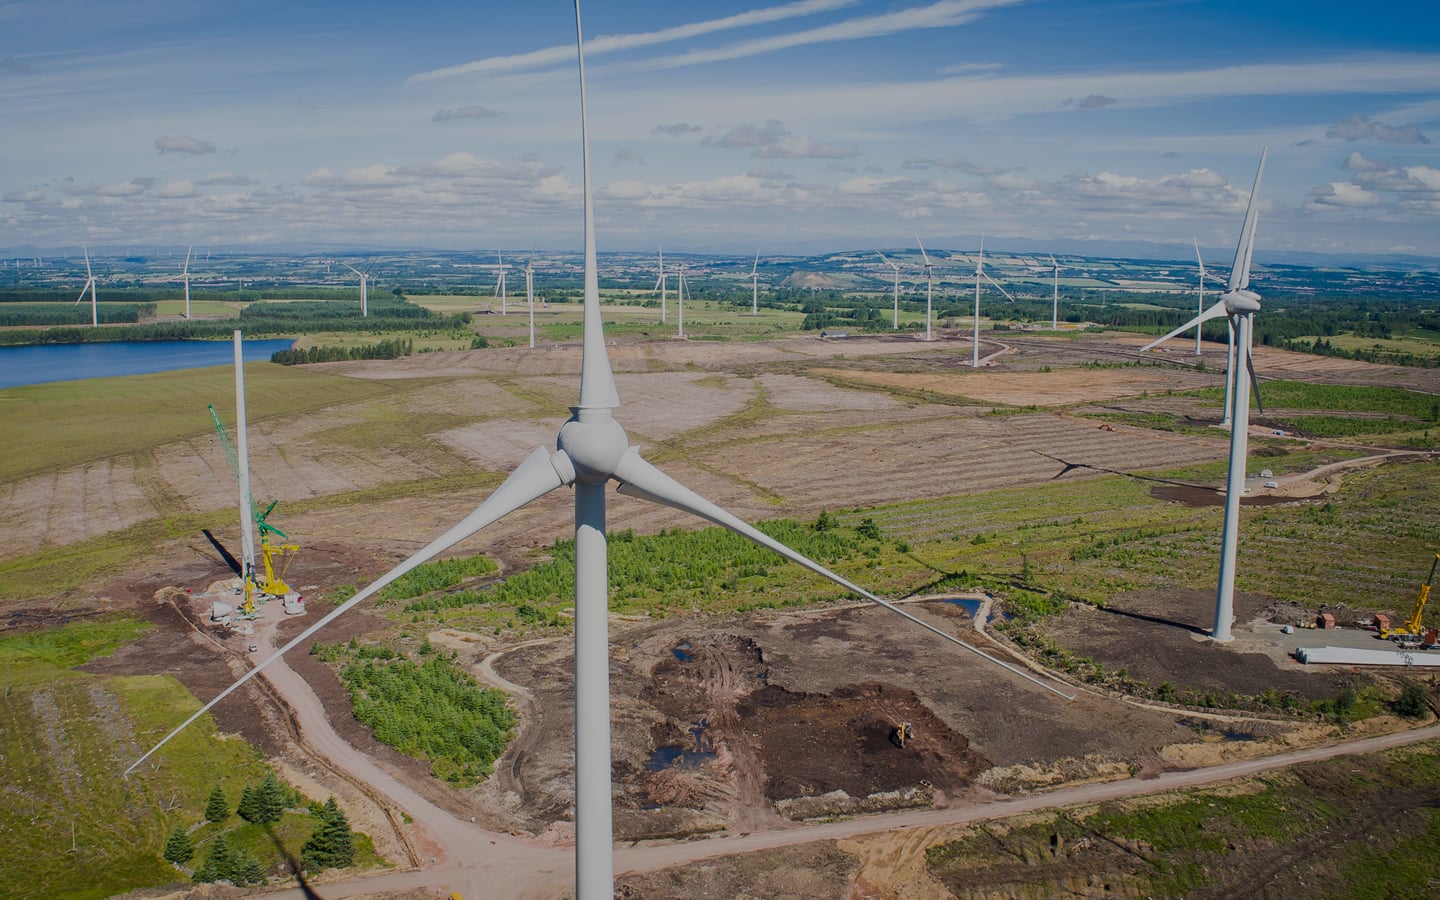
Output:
[[739, 682, 990, 806]]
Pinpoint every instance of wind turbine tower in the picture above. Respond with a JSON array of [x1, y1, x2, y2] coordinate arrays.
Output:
[[877, 251, 900, 329], [182, 246, 193, 319], [970, 238, 1016, 366], [124, 6, 1075, 898], [343, 263, 371, 317], [1049, 254, 1062, 331], [653, 247, 668, 324], [1140, 150, 1267, 642], [914, 234, 934, 341], [750, 250, 760, 315], [525, 250, 536, 349], [676, 265, 688, 339], [76, 246, 97, 327], [495, 252, 509, 315]]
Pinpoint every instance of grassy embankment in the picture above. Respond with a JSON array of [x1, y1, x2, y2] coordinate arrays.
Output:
[[0, 616, 379, 899], [924, 742, 1440, 898]]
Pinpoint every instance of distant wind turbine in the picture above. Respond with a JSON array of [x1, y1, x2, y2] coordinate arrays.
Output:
[[676, 264, 688, 339], [181, 246, 193, 319], [1048, 253, 1063, 331], [750, 250, 760, 315], [971, 237, 1016, 367], [1140, 149, 1267, 643], [342, 262, 373, 317], [876, 251, 900, 330], [76, 246, 97, 327], [914, 234, 934, 341], [495, 252, 509, 315], [525, 248, 537, 349], [653, 246, 668, 324]]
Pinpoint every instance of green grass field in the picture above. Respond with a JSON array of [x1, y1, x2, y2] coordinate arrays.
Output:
[[0, 616, 381, 898], [0, 362, 393, 483]]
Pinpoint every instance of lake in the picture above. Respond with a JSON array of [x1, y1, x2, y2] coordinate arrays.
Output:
[[0, 339, 297, 389]]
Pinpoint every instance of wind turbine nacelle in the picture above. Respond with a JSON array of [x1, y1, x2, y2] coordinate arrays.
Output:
[[558, 413, 627, 482], [1222, 289, 1261, 314]]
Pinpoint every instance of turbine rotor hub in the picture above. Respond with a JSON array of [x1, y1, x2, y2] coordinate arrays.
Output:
[[1223, 289, 1261, 314], [558, 409, 629, 483]]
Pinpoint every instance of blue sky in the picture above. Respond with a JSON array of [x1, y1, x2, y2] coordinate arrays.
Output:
[[3, 0, 1438, 258]]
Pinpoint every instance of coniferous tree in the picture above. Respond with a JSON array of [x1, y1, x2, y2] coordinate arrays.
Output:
[[255, 772, 285, 824], [204, 785, 228, 822], [193, 836, 232, 883], [162, 826, 193, 866], [301, 796, 355, 871], [236, 784, 260, 823]]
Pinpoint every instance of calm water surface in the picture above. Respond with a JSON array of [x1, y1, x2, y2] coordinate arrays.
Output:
[[0, 339, 296, 389]]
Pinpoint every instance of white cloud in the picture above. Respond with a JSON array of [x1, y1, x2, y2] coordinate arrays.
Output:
[[630, 0, 1026, 72], [407, 0, 861, 81], [152, 179, 198, 199], [433, 105, 499, 122], [704, 119, 856, 159], [1326, 112, 1429, 144], [612, 148, 645, 165], [1305, 182, 1381, 209], [3, 188, 43, 202], [155, 135, 216, 155], [653, 122, 703, 137], [198, 171, 257, 186], [1062, 93, 1115, 109]]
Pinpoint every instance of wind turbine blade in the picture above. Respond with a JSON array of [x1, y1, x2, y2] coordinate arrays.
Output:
[[875, 251, 891, 266], [751, 251, 759, 276], [1048, 253, 1057, 269], [574, 9, 620, 412], [84, 247, 92, 279], [1192, 238, 1203, 275], [982, 272, 1017, 303], [124, 446, 574, 778], [1140, 299, 1230, 352], [76, 282, 89, 304], [342, 263, 362, 277], [183, 246, 192, 276], [1227, 148, 1266, 292], [613, 451, 1075, 700], [913, 233, 930, 267], [1246, 344, 1264, 414]]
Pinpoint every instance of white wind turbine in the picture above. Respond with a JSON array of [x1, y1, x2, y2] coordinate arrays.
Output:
[[971, 237, 1016, 367], [1048, 253, 1063, 331], [914, 234, 934, 341], [676, 263, 688, 339], [1190, 238, 1236, 422], [76, 246, 97, 327], [653, 246, 668, 324], [342, 262, 373, 317], [1139, 149, 1267, 643], [876, 251, 900, 329], [495, 252, 509, 315], [526, 248, 537, 349], [749, 249, 760, 315], [181, 246, 193, 319], [124, 4, 1074, 896]]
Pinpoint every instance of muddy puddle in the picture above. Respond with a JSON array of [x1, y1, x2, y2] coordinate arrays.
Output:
[[1151, 484, 1323, 507]]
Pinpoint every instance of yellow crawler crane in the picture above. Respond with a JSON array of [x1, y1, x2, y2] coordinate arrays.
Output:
[[1381, 552, 1439, 641], [209, 404, 300, 603]]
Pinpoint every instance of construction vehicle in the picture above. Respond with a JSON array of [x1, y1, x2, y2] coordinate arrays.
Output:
[[892, 720, 914, 749], [1381, 552, 1439, 642], [208, 404, 301, 609]]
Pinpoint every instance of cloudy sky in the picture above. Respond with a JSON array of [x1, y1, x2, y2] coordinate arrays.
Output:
[[3, 0, 1438, 258]]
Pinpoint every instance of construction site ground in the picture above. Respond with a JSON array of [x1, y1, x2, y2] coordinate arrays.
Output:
[[6, 329, 1440, 898]]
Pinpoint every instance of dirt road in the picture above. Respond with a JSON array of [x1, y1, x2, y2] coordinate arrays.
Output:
[[257, 618, 1440, 898]]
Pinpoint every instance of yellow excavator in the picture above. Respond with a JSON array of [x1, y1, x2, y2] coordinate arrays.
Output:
[[1381, 552, 1439, 642]]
